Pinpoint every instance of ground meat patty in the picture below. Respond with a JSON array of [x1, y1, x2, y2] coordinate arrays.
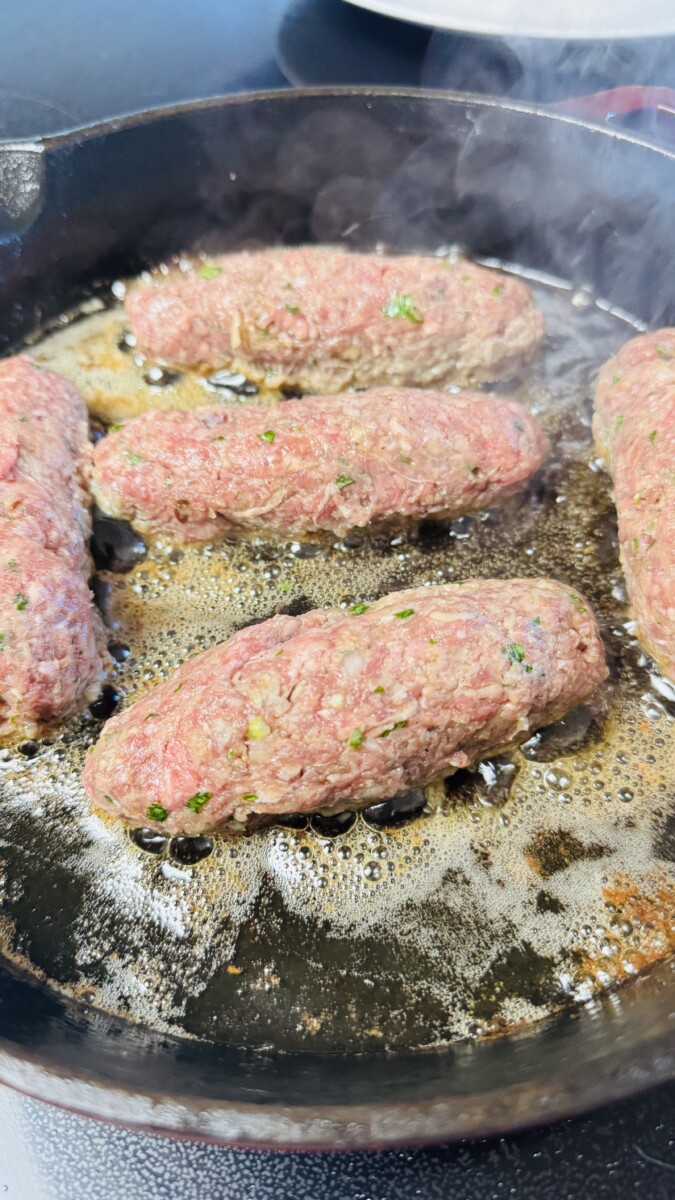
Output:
[[91, 389, 547, 542], [82, 578, 607, 836], [125, 248, 545, 392], [0, 534, 105, 735], [0, 357, 106, 736], [594, 330, 675, 681], [0, 356, 92, 568]]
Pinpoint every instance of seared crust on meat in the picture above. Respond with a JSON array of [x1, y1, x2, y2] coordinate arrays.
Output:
[[126, 248, 545, 392], [594, 330, 675, 681], [83, 578, 607, 835]]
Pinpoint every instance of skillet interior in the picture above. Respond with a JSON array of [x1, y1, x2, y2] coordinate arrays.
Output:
[[0, 89, 673, 1147]]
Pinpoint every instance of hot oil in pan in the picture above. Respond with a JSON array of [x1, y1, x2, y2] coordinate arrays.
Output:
[[0, 272, 673, 1052]]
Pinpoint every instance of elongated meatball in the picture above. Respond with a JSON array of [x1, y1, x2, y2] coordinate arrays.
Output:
[[594, 330, 675, 681], [91, 388, 547, 542], [82, 578, 607, 835], [125, 248, 544, 392], [0, 357, 106, 736]]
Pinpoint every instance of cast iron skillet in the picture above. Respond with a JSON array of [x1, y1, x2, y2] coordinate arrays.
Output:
[[0, 88, 673, 1150]]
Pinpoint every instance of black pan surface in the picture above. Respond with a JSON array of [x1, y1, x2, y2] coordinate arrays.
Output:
[[0, 89, 673, 1148]]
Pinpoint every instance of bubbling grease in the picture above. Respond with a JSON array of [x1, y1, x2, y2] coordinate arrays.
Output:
[[0, 266, 672, 1052]]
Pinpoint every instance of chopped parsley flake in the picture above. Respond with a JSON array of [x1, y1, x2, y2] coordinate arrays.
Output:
[[242, 793, 258, 803], [284, 304, 300, 314], [524, 664, 534, 674], [348, 729, 364, 749], [258, 429, 275, 443], [648, 429, 658, 443], [491, 284, 501, 297], [144, 712, 158, 720], [533, 617, 541, 626], [335, 474, 355, 489], [349, 602, 369, 615], [612, 373, 621, 385], [505, 642, 525, 664], [631, 536, 639, 553], [0, 634, 5, 650], [373, 685, 385, 694], [378, 720, 408, 738], [186, 791, 211, 813], [14, 593, 28, 611], [199, 266, 222, 280], [382, 291, 423, 323], [174, 682, 183, 692], [126, 453, 143, 465], [429, 637, 438, 645], [246, 716, 270, 740], [399, 454, 413, 464], [614, 415, 624, 431], [569, 594, 587, 615], [146, 804, 168, 822], [109, 423, 123, 432], [6, 560, 18, 573], [656, 342, 673, 358], [394, 608, 414, 619]]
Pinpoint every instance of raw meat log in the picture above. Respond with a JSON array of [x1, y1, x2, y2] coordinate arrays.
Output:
[[0, 357, 106, 736], [82, 578, 607, 835], [91, 388, 548, 541], [0, 534, 105, 735], [125, 248, 545, 392], [594, 330, 675, 681]]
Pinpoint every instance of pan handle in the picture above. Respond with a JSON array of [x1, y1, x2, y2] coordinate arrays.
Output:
[[550, 85, 672, 127]]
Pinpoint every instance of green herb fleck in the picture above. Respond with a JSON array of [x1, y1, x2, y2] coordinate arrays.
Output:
[[394, 608, 414, 619], [524, 664, 534, 674], [186, 791, 211, 813], [612, 373, 621, 385], [491, 284, 501, 297], [349, 602, 369, 615], [146, 804, 168, 822], [242, 793, 258, 803], [633, 492, 643, 504], [656, 342, 673, 358], [614, 415, 624, 432], [0, 634, 5, 651], [6, 560, 18, 573], [144, 712, 158, 721], [174, 682, 183, 692], [109, 423, 123, 433], [283, 281, 294, 289], [19, 415, 28, 423], [382, 291, 423, 323], [246, 716, 270, 740], [199, 266, 222, 280], [533, 617, 541, 625], [505, 641, 525, 664], [569, 594, 587, 615], [335, 474, 355, 489], [284, 303, 299, 314], [348, 729, 364, 749], [275, 648, 283, 656], [373, 685, 385, 694], [429, 637, 438, 645], [126, 453, 143, 465], [631, 536, 639, 554], [14, 593, 28, 611], [210, 436, 226, 442], [648, 429, 658, 443], [378, 720, 408, 738], [258, 429, 276, 443], [399, 454, 413, 464]]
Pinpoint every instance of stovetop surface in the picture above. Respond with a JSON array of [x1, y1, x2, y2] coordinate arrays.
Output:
[[0, 1, 673, 1196]]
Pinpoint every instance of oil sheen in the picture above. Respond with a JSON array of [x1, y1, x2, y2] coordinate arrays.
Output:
[[0, 263, 672, 1053]]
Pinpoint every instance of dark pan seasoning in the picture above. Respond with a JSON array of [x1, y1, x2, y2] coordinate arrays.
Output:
[[0, 259, 672, 1055]]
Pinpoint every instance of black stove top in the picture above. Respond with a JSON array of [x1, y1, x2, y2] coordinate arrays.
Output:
[[0, 2, 673, 1196]]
